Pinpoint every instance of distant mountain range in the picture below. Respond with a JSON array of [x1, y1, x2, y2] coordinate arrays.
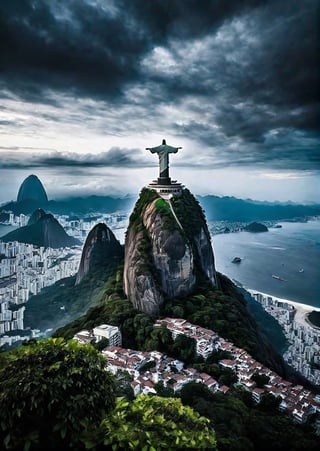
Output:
[[1, 195, 136, 216], [2, 194, 319, 222], [1, 174, 319, 221], [198, 195, 320, 222]]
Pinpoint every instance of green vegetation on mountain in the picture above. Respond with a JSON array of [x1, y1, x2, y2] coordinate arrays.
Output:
[[75, 222, 123, 285], [127, 187, 208, 244], [127, 188, 159, 233], [24, 259, 123, 333], [55, 270, 285, 378], [172, 188, 207, 237], [54, 292, 155, 350]]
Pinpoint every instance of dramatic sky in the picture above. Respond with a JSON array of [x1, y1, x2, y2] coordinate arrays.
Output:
[[0, 0, 319, 203]]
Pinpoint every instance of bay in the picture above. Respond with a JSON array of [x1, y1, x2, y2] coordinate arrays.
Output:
[[211, 220, 320, 309], [0, 225, 17, 238]]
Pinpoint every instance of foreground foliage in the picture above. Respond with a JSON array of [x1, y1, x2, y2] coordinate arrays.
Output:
[[0, 338, 217, 450], [0, 338, 117, 450], [96, 395, 217, 450]]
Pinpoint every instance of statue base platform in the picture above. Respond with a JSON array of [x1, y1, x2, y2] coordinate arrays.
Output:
[[147, 179, 183, 199]]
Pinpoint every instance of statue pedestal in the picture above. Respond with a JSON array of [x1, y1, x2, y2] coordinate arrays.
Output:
[[157, 177, 171, 185], [147, 180, 183, 199]]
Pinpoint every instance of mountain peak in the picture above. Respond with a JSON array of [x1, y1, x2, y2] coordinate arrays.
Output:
[[123, 187, 217, 314], [1, 211, 79, 248], [27, 208, 47, 226], [17, 175, 48, 204], [75, 223, 123, 285]]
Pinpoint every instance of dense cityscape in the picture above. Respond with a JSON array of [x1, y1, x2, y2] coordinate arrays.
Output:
[[250, 291, 320, 386], [0, 211, 128, 347]]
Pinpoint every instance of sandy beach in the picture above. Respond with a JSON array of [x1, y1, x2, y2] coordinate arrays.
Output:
[[246, 288, 320, 329]]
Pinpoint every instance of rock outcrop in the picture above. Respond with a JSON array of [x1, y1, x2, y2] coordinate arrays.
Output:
[[123, 188, 217, 314], [17, 174, 48, 204], [76, 223, 123, 285], [1, 213, 80, 248]]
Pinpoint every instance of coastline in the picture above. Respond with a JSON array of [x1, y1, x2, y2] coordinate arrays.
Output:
[[212, 219, 320, 309], [246, 287, 320, 329]]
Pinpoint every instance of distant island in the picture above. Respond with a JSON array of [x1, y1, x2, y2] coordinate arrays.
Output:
[[244, 222, 268, 233]]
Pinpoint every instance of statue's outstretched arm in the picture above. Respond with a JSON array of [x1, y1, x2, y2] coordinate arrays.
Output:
[[168, 146, 182, 153], [146, 146, 160, 153]]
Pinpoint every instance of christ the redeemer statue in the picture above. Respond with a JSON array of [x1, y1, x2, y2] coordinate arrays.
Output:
[[146, 139, 182, 184]]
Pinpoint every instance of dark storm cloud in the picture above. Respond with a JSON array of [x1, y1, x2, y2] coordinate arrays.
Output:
[[125, 0, 270, 40], [174, 119, 320, 171], [0, 148, 152, 169], [37, 148, 151, 167], [0, 0, 319, 172], [158, 0, 319, 169], [0, 0, 272, 100], [0, 0, 147, 99], [155, 0, 319, 134]]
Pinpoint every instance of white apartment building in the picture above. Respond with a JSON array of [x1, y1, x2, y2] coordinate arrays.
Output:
[[73, 324, 122, 348]]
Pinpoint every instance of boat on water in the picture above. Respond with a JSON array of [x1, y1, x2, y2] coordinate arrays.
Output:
[[272, 274, 287, 281], [299, 268, 304, 273], [232, 257, 242, 263]]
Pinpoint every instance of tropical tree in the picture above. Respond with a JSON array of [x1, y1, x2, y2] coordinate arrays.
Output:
[[251, 372, 270, 388], [97, 395, 217, 450], [0, 338, 117, 450], [171, 334, 196, 363]]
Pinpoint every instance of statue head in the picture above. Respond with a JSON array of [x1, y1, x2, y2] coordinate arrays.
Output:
[[162, 139, 166, 145]]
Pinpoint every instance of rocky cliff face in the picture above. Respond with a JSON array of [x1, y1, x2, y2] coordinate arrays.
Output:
[[76, 223, 123, 285], [123, 188, 217, 314]]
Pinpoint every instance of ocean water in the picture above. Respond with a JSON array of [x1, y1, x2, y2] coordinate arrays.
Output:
[[211, 220, 320, 308], [0, 225, 17, 238]]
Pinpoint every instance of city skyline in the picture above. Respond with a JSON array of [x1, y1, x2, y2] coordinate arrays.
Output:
[[0, 1, 319, 203]]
